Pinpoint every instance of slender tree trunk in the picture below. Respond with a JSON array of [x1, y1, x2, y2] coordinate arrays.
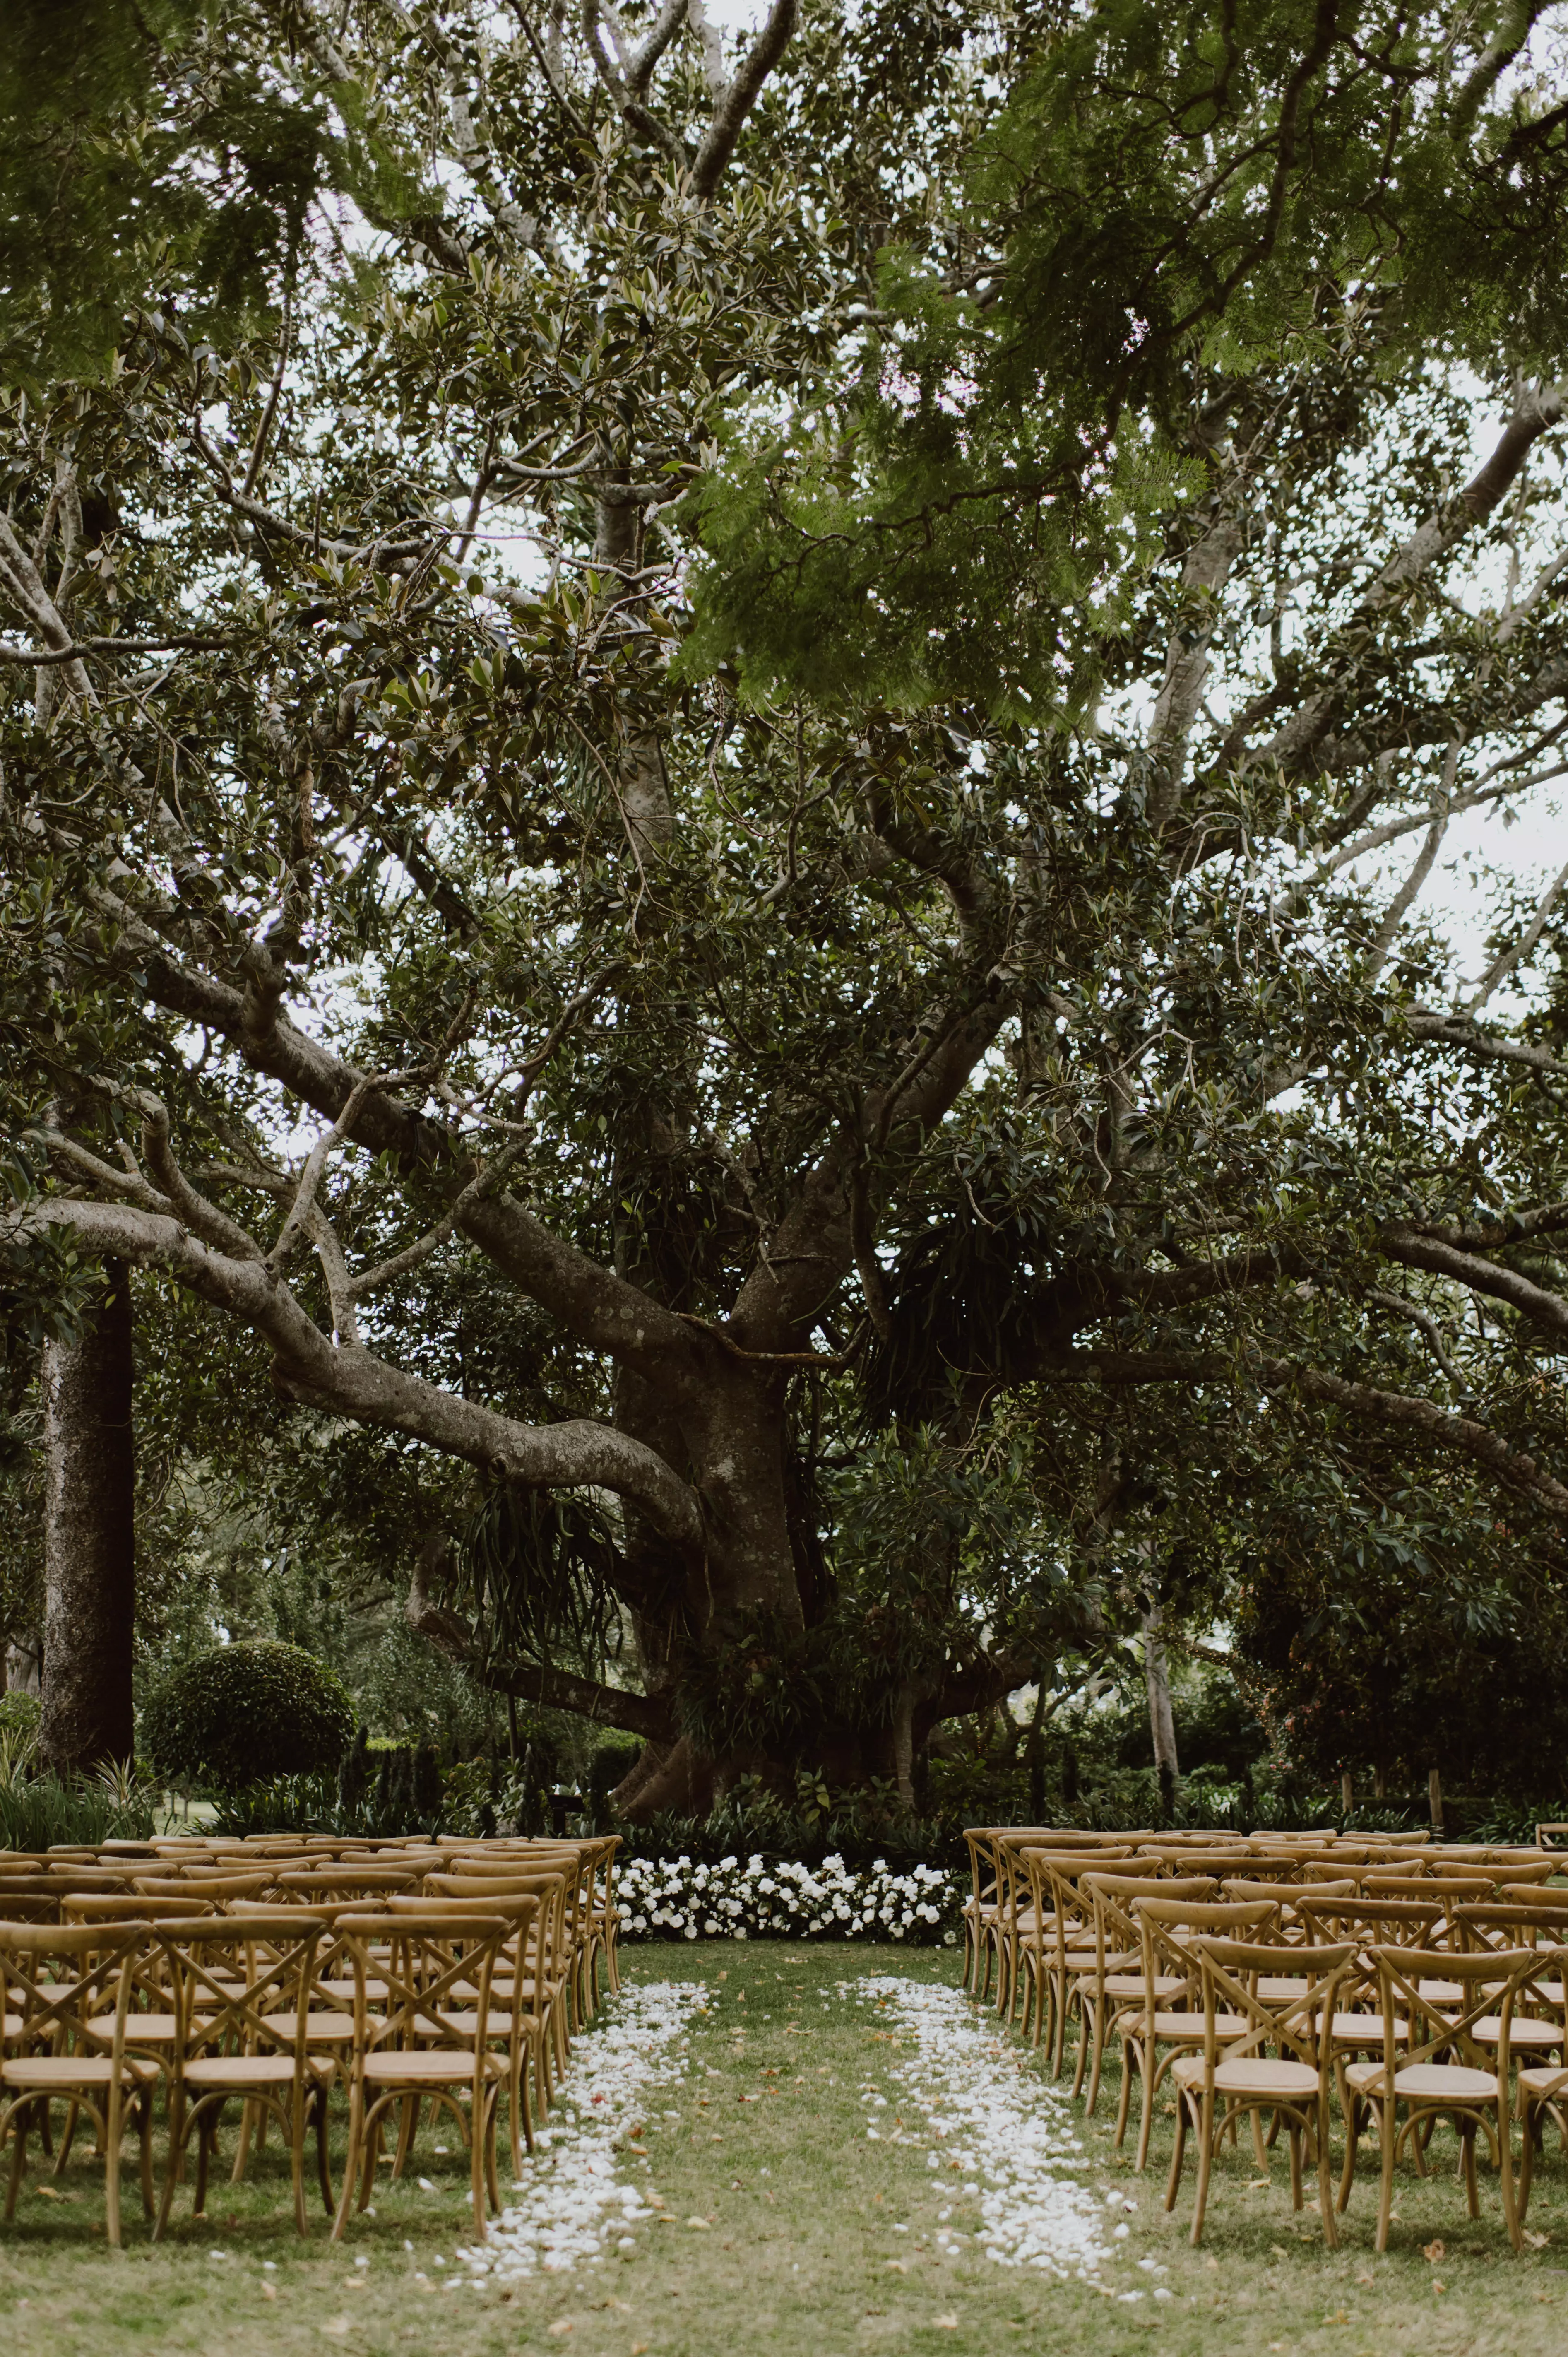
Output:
[[1428, 1764, 1445, 1837], [1142, 1601, 1178, 1815], [39, 1261, 136, 1772]]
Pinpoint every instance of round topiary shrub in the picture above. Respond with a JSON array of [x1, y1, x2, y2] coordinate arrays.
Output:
[[140, 1642, 355, 1789]]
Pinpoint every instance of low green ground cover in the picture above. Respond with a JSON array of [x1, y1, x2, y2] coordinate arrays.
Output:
[[0, 1947, 1564, 2355]]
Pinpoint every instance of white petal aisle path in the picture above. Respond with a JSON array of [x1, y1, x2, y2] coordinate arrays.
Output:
[[850, 1975, 1159, 2300], [460, 1983, 708, 2285]]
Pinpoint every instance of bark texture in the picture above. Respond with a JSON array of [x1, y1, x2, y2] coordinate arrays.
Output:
[[39, 1262, 136, 1772]]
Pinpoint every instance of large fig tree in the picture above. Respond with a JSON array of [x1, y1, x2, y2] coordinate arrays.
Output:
[[7, 1, 1568, 1812]]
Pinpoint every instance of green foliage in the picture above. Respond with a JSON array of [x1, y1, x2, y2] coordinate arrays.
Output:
[[0, 1769, 153, 1849], [140, 1640, 354, 1789]]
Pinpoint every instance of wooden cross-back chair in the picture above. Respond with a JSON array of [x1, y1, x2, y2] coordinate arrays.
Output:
[[332, 1910, 516, 2243], [0, 1920, 160, 2246], [361, 1892, 544, 2172], [1072, 1874, 1219, 2118], [1340, 1943, 1551, 2251], [961, 1831, 1006, 2001], [1450, 1902, 1568, 2222], [1168, 1935, 1355, 2249], [1012, 1850, 1135, 2070], [994, 1834, 1137, 2025], [1119, 1896, 1277, 2172], [428, 1869, 572, 2107], [151, 1912, 338, 2238], [1292, 1893, 1445, 2200]]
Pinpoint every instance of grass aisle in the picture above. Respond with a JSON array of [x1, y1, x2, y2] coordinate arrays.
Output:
[[2, 1945, 1567, 2353]]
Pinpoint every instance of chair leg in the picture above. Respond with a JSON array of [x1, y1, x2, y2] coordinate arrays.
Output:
[[155, 2085, 185, 2241], [1135, 2042, 1159, 2174], [1190, 2090, 1216, 2247], [1114, 2035, 1136, 2153], [470, 2091, 488, 2243], [332, 2078, 364, 2241], [1462, 2124, 1480, 2219], [1337, 2079, 1361, 2215], [1375, 2099, 1396, 2253], [315, 2085, 335, 2216], [1287, 2121, 1303, 2212], [1498, 2097, 1521, 2253], [138, 2089, 155, 2220], [5, 2099, 33, 2221], [104, 2089, 124, 2251], [1316, 2091, 1339, 2251], [1165, 2091, 1189, 2214], [290, 2095, 310, 2240], [1518, 2094, 1537, 2223]]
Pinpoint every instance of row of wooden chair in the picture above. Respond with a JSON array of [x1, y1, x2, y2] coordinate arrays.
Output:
[[964, 1825, 1568, 2251], [0, 1835, 622, 2245]]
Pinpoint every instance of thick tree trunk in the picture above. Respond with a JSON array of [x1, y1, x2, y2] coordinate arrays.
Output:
[[39, 1262, 136, 1772], [1142, 1601, 1178, 1812]]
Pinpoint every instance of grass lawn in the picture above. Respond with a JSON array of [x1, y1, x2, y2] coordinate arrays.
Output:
[[2, 1943, 1566, 2355]]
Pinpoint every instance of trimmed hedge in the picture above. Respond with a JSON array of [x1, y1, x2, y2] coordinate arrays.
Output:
[[141, 1642, 354, 1789]]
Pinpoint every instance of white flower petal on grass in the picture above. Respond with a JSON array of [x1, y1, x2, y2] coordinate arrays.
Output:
[[460, 1983, 706, 2287], [851, 1977, 1113, 2285]]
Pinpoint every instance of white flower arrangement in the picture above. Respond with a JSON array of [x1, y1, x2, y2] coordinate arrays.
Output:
[[614, 1851, 959, 1944]]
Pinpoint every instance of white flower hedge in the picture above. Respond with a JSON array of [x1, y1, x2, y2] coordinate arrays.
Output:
[[613, 1851, 959, 1943]]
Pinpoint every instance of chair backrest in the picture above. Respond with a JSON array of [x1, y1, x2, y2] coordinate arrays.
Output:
[[151, 1912, 330, 2064], [334, 1911, 515, 2053], [1294, 1894, 1446, 1950], [1371, 1942, 1553, 2073], [131, 1872, 275, 1902], [275, 1867, 422, 1900], [1224, 1877, 1354, 1906], [1190, 1934, 1355, 2070], [0, 1919, 145, 2069], [1451, 1900, 1568, 1953], [62, 1892, 214, 1923], [1132, 1895, 1276, 1995], [1078, 1874, 1219, 1985], [1362, 1870, 1494, 1901], [1479, 1855, 1557, 1885]]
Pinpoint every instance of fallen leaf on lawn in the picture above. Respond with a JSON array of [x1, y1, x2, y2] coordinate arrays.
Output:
[[685, 2216, 711, 2230], [1355, 2272, 1375, 2287], [1423, 2240, 1445, 2264], [1524, 2230, 1551, 2249], [933, 2315, 959, 2332], [625, 2144, 648, 2157], [261, 2283, 278, 2302], [319, 2320, 352, 2340], [884, 2261, 908, 2274], [547, 2321, 575, 2338], [1433, 2280, 1446, 2295], [632, 2344, 649, 2354], [1326, 2311, 1348, 2326]]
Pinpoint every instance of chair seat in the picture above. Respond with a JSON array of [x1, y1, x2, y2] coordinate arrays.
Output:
[[1328, 2013, 1409, 2046], [1167, 2010, 1248, 2040], [2, 2054, 160, 2089], [361, 2048, 506, 2085], [1470, 2016, 1562, 2049], [261, 2010, 357, 2044], [1102, 1975, 1188, 2003], [1518, 2064, 1568, 2099], [183, 2053, 337, 2090], [1257, 1977, 1309, 2001], [89, 2013, 200, 2045], [1069, 1953, 1140, 1979], [1172, 2054, 1320, 2098], [1344, 2060, 1499, 2102], [319, 1979, 389, 2003]]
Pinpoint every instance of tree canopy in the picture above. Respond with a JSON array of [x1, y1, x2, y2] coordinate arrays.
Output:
[[7, 0, 1568, 1815]]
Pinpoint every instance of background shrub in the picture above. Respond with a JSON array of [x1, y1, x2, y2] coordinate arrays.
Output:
[[141, 1641, 354, 1789]]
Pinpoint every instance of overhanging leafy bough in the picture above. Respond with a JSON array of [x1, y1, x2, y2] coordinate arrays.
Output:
[[9, 3, 1568, 1812]]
